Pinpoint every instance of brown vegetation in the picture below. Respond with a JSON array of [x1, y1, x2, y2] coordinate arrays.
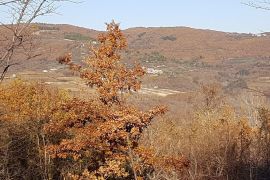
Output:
[[0, 22, 189, 179], [0, 22, 270, 180], [49, 21, 188, 179], [0, 80, 68, 179], [142, 85, 270, 179]]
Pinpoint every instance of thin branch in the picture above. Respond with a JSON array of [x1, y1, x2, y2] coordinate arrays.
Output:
[[242, 0, 270, 10], [0, 0, 79, 81], [0, 62, 19, 82], [0, 0, 19, 6]]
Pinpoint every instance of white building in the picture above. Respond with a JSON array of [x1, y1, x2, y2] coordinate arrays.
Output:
[[146, 68, 163, 75]]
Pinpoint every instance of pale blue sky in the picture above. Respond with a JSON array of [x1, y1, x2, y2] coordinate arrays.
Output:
[[2, 0, 270, 33]]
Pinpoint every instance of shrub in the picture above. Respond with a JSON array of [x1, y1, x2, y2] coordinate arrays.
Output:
[[142, 84, 270, 180], [138, 32, 146, 38], [161, 35, 177, 41], [141, 51, 166, 63], [64, 32, 94, 41], [0, 80, 69, 179]]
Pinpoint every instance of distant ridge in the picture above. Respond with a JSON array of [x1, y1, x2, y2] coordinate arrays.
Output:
[[1, 23, 270, 61]]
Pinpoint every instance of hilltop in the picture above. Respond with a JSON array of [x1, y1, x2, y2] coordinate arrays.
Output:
[[26, 23, 270, 62]]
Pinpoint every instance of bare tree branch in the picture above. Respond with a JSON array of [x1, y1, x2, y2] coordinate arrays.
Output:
[[0, 62, 19, 81], [242, 0, 270, 10], [0, 0, 78, 82], [0, 0, 19, 6]]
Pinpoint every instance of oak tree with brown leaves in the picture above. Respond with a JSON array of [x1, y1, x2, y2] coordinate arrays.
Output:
[[46, 21, 189, 179]]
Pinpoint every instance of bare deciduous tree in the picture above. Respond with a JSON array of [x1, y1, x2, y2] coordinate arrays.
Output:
[[243, 0, 270, 10], [0, 0, 75, 81]]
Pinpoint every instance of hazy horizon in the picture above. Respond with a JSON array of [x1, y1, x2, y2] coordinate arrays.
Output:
[[33, 21, 270, 34]]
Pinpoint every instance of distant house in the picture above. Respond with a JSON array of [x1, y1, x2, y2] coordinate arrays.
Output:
[[146, 68, 163, 75]]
